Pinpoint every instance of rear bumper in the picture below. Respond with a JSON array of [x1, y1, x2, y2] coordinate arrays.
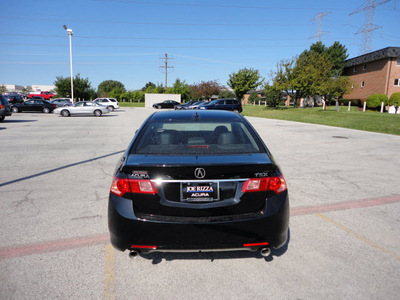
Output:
[[108, 192, 289, 252], [0, 110, 12, 117]]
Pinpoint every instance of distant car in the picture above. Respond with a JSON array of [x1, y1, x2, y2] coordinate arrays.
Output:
[[53, 101, 109, 117], [51, 98, 72, 107], [4, 94, 24, 104], [0, 95, 12, 122], [187, 101, 207, 109], [152, 100, 180, 109], [11, 99, 56, 113], [174, 100, 197, 110], [108, 110, 289, 258], [30, 96, 45, 101], [198, 99, 243, 113], [94, 98, 119, 111]]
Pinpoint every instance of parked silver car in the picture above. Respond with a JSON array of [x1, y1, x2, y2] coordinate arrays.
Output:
[[53, 101, 109, 117]]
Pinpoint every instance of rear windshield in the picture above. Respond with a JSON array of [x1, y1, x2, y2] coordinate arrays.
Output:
[[131, 119, 264, 155]]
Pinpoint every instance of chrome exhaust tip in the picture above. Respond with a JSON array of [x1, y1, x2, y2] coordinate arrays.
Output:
[[260, 247, 271, 257], [129, 250, 139, 259]]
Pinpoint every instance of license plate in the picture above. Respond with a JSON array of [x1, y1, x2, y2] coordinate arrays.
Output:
[[181, 182, 220, 202]]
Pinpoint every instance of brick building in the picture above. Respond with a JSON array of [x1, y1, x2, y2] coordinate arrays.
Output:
[[343, 47, 400, 101]]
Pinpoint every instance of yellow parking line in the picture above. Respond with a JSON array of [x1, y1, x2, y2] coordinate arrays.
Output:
[[316, 213, 400, 261], [104, 243, 116, 300]]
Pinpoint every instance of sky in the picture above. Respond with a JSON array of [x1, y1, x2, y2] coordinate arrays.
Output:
[[0, 0, 399, 91]]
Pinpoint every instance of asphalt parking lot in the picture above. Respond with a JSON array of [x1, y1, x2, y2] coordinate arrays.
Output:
[[0, 108, 399, 299]]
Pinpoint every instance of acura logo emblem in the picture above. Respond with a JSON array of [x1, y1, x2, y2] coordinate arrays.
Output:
[[194, 168, 206, 179]]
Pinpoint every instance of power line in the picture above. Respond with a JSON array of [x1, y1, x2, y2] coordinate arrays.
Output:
[[0, 33, 355, 42], [0, 15, 354, 28], [92, 0, 364, 11]]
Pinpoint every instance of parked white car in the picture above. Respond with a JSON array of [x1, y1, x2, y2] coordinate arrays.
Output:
[[53, 101, 110, 117], [93, 98, 119, 111]]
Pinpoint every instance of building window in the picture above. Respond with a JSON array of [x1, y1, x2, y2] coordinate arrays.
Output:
[[395, 78, 400, 86], [363, 64, 367, 70], [353, 66, 357, 72], [397, 58, 400, 66], [361, 81, 365, 88]]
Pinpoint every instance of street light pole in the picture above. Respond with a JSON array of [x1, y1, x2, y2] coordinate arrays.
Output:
[[63, 25, 74, 103]]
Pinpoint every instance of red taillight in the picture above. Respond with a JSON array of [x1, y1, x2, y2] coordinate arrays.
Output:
[[243, 242, 269, 247], [110, 177, 158, 196], [131, 245, 157, 249], [242, 175, 287, 194], [0, 105, 4, 109]]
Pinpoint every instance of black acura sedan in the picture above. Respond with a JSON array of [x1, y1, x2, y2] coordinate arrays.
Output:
[[108, 110, 289, 258], [152, 100, 180, 109]]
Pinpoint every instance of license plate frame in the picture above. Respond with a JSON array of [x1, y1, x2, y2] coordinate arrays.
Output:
[[181, 181, 220, 202]]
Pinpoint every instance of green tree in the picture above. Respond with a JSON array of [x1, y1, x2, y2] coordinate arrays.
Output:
[[98, 80, 126, 97], [54, 74, 94, 100], [227, 68, 263, 101], [144, 83, 165, 94], [326, 41, 349, 76], [271, 58, 301, 106], [323, 76, 352, 101], [264, 84, 281, 108], [0, 85, 7, 94], [166, 78, 191, 101], [109, 87, 125, 100], [247, 91, 260, 104], [299, 41, 348, 77], [120, 90, 145, 102], [142, 82, 156, 91], [218, 90, 236, 99]]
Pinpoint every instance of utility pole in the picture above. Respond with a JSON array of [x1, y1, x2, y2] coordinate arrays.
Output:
[[63, 25, 74, 103], [159, 53, 174, 88], [349, 0, 394, 54], [310, 12, 330, 42]]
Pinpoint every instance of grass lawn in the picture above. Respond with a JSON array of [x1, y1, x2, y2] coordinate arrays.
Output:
[[242, 105, 400, 135], [119, 102, 145, 108], [117, 101, 400, 135]]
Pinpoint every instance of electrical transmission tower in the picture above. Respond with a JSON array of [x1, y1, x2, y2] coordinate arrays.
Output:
[[310, 12, 331, 42], [159, 53, 174, 88], [349, 0, 394, 54]]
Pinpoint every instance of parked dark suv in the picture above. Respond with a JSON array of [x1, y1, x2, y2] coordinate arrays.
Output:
[[198, 98, 242, 113], [0, 95, 12, 122]]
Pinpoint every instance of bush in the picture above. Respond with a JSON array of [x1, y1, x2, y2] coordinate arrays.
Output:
[[389, 93, 400, 106], [366, 94, 388, 108], [248, 91, 260, 104], [264, 85, 281, 107]]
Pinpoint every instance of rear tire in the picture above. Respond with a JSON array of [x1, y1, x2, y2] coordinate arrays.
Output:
[[43, 107, 50, 113], [107, 106, 114, 111], [61, 110, 70, 117], [94, 110, 102, 117], [0, 116, 4, 122], [12, 107, 19, 113]]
